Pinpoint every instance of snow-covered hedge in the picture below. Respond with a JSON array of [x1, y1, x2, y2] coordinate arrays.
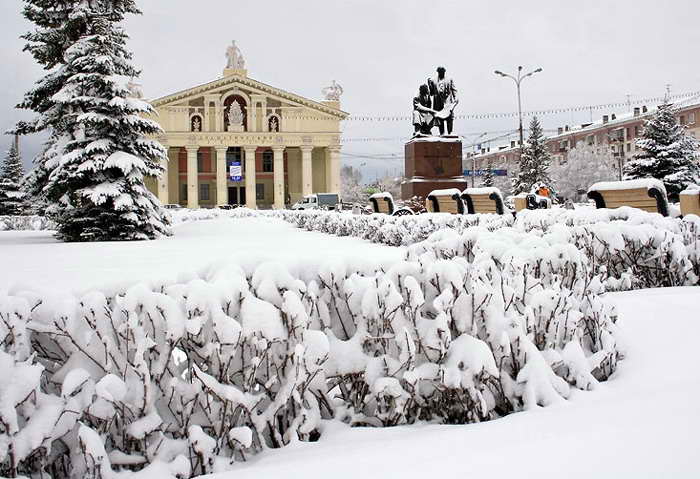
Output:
[[0, 223, 621, 478], [0, 215, 55, 231], [275, 209, 515, 247], [269, 208, 700, 289]]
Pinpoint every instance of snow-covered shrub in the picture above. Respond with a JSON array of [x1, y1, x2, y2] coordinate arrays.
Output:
[[0, 221, 624, 477], [0, 215, 56, 231]]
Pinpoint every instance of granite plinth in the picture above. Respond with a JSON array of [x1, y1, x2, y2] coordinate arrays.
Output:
[[402, 137, 467, 200]]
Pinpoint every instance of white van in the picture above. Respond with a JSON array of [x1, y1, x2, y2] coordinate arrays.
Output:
[[291, 193, 340, 210]]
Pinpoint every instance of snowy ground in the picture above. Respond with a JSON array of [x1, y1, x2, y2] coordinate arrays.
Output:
[[2, 218, 698, 478], [0, 217, 403, 296], [205, 287, 700, 479]]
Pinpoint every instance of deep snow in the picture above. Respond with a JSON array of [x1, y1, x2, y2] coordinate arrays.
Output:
[[0, 217, 403, 296], [204, 286, 700, 479]]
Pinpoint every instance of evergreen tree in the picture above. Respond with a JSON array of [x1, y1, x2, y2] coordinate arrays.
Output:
[[0, 141, 26, 215], [511, 116, 555, 196], [623, 101, 700, 201], [16, 0, 171, 241], [480, 160, 495, 187]]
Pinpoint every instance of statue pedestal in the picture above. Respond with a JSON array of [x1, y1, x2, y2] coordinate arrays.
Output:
[[401, 136, 467, 200]]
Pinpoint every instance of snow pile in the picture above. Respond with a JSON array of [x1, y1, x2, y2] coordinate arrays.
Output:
[[588, 178, 667, 194], [0, 215, 56, 231], [0, 223, 622, 477]]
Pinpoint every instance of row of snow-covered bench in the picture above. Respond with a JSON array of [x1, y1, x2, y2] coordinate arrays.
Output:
[[369, 179, 700, 217]]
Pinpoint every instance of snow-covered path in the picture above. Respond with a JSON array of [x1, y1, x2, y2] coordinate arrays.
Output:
[[209, 287, 700, 479], [0, 217, 403, 296]]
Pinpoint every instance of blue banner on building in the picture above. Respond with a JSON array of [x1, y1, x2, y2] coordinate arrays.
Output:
[[464, 169, 508, 177], [229, 161, 242, 181]]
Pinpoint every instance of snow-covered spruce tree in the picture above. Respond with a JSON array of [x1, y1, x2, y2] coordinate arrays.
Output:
[[16, 0, 170, 241], [512, 116, 555, 196], [479, 160, 494, 187], [0, 141, 26, 215], [623, 101, 700, 201], [551, 142, 616, 201]]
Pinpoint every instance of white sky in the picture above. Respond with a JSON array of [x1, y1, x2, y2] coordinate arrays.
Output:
[[2, 0, 699, 180]]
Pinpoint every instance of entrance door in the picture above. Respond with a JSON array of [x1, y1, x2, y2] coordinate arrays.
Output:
[[238, 187, 246, 205], [228, 187, 237, 205]]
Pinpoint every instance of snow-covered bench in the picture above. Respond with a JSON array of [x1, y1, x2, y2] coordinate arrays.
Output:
[[587, 179, 669, 216], [369, 192, 395, 214], [680, 188, 700, 216], [426, 188, 465, 214], [513, 193, 551, 212], [460, 187, 505, 215]]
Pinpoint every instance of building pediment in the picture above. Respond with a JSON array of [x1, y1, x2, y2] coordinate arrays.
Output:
[[151, 73, 348, 119]]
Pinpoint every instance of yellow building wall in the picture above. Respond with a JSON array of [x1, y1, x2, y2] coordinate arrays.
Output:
[[312, 149, 328, 192], [287, 150, 303, 204]]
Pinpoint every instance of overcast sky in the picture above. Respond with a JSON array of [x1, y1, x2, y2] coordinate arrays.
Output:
[[2, 0, 699, 180]]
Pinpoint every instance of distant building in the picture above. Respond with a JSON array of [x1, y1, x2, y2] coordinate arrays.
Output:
[[469, 101, 700, 193], [145, 43, 347, 209]]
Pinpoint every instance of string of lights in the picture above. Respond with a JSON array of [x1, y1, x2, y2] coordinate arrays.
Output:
[[279, 90, 700, 122]]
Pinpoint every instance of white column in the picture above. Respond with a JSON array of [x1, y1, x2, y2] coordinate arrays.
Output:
[[157, 145, 169, 204], [328, 145, 341, 194], [244, 146, 257, 209], [301, 145, 313, 196], [216, 146, 228, 206], [324, 147, 332, 193], [249, 102, 257, 132], [186, 146, 199, 209], [273, 146, 285, 209]]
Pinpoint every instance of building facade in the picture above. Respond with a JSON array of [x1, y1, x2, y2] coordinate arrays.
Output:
[[469, 101, 700, 193], [146, 45, 347, 209]]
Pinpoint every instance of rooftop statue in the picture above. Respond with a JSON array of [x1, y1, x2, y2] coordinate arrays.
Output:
[[322, 80, 344, 101], [226, 40, 246, 70]]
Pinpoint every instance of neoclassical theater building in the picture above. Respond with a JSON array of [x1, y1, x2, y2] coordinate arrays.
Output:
[[145, 42, 347, 209]]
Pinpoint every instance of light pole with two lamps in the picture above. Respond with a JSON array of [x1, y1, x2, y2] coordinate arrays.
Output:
[[494, 66, 543, 155]]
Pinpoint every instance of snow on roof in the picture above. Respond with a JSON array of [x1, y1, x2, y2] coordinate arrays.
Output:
[[369, 192, 394, 200], [428, 188, 461, 197], [462, 187, 503, 197], [680, 185, 700, 196], [407, 136, 462, 144], [588, 178, 667, 194]]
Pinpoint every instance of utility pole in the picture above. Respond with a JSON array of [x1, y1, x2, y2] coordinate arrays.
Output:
[[494, 66, 543, 160]]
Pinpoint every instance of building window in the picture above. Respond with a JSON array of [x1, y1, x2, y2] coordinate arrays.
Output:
[[181, 184, 188, 201], [224, 95, 247, 131], [268, 115, 280, 132], [627, 143, 631, 152], [689, 113, 696, 125], [256, 183, 264, 200], [680, 115, 686, 126], [634, 126, 641, 137], [262, 151, 273, 172], [197, 151, 204, 172], [191, 115, 203, 132], [200, 183, 210, 201]]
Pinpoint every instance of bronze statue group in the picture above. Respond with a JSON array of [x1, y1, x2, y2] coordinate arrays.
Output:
[[413, 66, 458, 136]]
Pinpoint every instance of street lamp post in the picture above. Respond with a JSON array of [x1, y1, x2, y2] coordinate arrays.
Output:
[[494, 66, 543, 156], [469, 132, 488, 187]]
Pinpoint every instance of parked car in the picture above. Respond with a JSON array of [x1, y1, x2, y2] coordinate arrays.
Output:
[[290, 193, 340, 211], [163, 204, 183, 210], [216, 204, 242, 210]]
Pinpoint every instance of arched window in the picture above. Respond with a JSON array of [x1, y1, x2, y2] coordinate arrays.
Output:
[[262, 150, 273, 172], [191, 115, 203, 132], [268, 115, 281, 132], [224, 95, 247, 131]]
